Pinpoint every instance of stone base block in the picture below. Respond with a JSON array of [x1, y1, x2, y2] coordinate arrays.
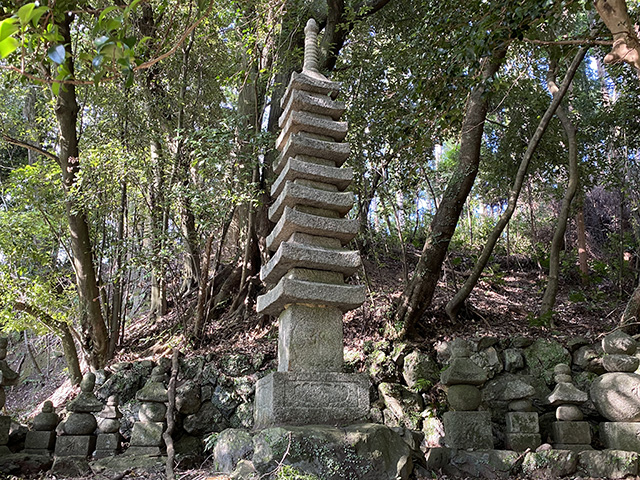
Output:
[[443, 411, 493, 450], [51, 456, 91, 477], [24, 431, 56, 452], [554, 443, 593, 452], [254, 372, 369, 428], [505, 433, 541, 452], [443, 450, 516, 478], [579, 449, 638, 478], [0, 416, 10, 445], [522, 450, 578, 477], [54, 435, 96, 457], [601, 422, 640, 452], [506, 412, 539, 433], [125, 446, 162, 456], [130, 422, 164, 447], [96, 433, 120, 452], [552, 421, 591, 445]]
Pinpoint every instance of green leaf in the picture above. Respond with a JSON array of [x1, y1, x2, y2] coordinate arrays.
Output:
[[98, 6, 119, 23], [92, 54, 104, 68], [124, 0, 142, 17], [47, 44, 65, 64], [94, 35, 110, 49], [0, 36, 19, 58], [0, 18, 19, 42], [51, 81, 60, 96], [17, 3, 36, 26], [30, 6, 49, 26]]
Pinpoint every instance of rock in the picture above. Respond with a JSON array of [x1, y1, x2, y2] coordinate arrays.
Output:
[[603, 330, 637, 355], [178, 356, 205, 381], [211, 384, 240, 415], [446, 385, 481, 411], [567, 336, 590, 352], [523, 339, 571, 385], [522, 449, 578, 477], [603, 354, 640, 372], [440, 357, 487, 386], [233, 375, 256, 399], [471, 347, 503, 379], [450, 338, 472, 358], [378, 383, 423, 430], [443, 411, 493, 450], [579, 449, 638, 478], [32, 401, 59, 431], [97, 362, 154, 403], [401, 350, 439, 392], [67, 373, 103, 413], [422, 413, 445, 448], [601, 422, 640, 451], [176, 381, 201, 415], [548, 382, 588, 406], [230, 402, 254, 429], [183, 402, 228, 435], [231, 459, 258, 480], [221, 354, 252, 377], [175, 435, 204, 457], [213, 428, 254, 473], [503, 349, 524, 372], [509, 399, 533, 412], [573, 345, 605, 374], [367, 349, 398, 383], [136, 367, 168, 403], [477, 336, 499, 350], [443, 450, 515, 478], [512, 336, 534, 348], [62, 412, 97, 435], [138, 402, 167, 422], [201, 362, 220, 386], [501, 379, 535, 401], [556, 405, 584, 421], [591, 372, 640, 421]]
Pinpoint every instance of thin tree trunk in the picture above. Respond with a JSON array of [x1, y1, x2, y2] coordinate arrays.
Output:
[[577, 195, 589, 283], [446, 46, 588, 321], [109, 181, 127, 358], [396, 46, 508, 338], [23, 331, 43, 377], [55, 14, 109, 369], [163, 349, 179, 480], [540, 58, 581, 322], [149, 139, 167, 318]]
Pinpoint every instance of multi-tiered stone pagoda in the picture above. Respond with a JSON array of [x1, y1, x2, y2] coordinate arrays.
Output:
[[254, 18, 368, 427]]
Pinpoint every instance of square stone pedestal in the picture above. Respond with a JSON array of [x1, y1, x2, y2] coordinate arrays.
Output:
[[552, 421, 591, 447], [601, 422, 640, 452], [254, 371, 369, 428], [54, 435, 96, 457], [24, 430, 56, 454], [0, 416, 10, 446], [443, 411, 493, 450]]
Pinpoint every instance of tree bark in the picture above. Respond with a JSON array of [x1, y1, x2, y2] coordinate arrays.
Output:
[[446, 46, 588, 321], [595, 0, 640, 72], [395, 47, 508, 338], [540, 57, 581, 322], [55, 13, 109, 369]]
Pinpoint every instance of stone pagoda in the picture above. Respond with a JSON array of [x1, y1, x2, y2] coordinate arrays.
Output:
[[0, 337, 19, 455], [254, 18, 368, 427]]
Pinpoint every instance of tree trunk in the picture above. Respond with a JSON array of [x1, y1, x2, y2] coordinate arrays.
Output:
[[395, 47, 508, 338], [149, 139, 167, 318], [595, 0, 640, 72], [445, 46, 588, 321], [55, 14, 109, 369], [577, 195, 589, 283], [540, 57, 581, 322], [109, 181, 127, 358]]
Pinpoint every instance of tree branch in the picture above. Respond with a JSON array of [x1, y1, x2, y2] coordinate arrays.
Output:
[[523, 37, 612, 46], [0, 131, 60, 165]]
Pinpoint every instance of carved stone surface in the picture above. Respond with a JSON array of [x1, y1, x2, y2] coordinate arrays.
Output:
[[54, 435, 96, 457], [552, 421, 591, 445], [601, 422, 640, 452], [442, 411, 493, 450], [254, 372, 369, 428]]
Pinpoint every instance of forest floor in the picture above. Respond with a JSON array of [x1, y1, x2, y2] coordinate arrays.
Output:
[[3, 246, 630, 479]]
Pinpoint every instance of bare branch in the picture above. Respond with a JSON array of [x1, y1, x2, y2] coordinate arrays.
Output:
[[0, 131, 60, 165], [523, 37, 613, 46]]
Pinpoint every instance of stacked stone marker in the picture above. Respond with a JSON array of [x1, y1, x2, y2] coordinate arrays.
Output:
[[254, 18, 368, 428], [504, 380, 541, 451], [594, 331, 640, 451], [55, 372, 103, 457], [94, 395, 123, 458], [441, 339, 493, 450], [128, 366, 167, 455], [0, 337, 18, 455], [548, 363, 591, 451], [24, 401, 59, 455]]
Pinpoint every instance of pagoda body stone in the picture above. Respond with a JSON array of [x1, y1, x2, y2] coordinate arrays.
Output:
[[254, 18, 368, 428], [548, 364, 591, 451], [441, 340, 493, 450], [55, 372, 102, 459], [503, 380, 540, 452], [24, 401, 59, 455], [94, 395, 123, 458], [128, 366, 167, 455], [0, 337, 19, 455]]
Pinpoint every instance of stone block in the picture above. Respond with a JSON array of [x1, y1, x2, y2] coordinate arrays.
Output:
[[280, 91, 345, 128], [442, 411, 493, 450], [591, 372, 640, 421], [506, 412, 539, 433], [280, 72, 341, 107], [278, 134, 350, 170], [125, 445, 162, 456], [446, 385, 481, 411], [277, 304, 343, 372], [261, 240, 360, 286], [266, 206, 358, 252], [0, 416, 10, 445], [54, 435, 96, 457], [579, 449, 638, 478], [277, 111, 348, 149], [130, 422, 164, 447], [603, 354, 640, 372], [505, 433, 541, 452], [554, 443, 593, 451], [443, 450, 519, 478], [256, 275, 365, 316], [272, 157, 352, 198], [254, 371, 369, 428], [552, 421, 591, 445], [24, 430, 56, 451], [601, 422, 640, 452], [96, 432, 120, 451], [269, 182, 354, 224], [522, 449, 578, 477]]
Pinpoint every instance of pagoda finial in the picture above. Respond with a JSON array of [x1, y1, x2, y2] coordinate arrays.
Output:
[[303, 18, 321, 75]]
